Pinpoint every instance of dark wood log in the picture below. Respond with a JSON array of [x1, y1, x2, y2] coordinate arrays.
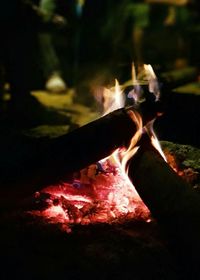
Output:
[[128, 136, 200, 277], [32, 107, 137, 187], [0, 102, 160, 207]]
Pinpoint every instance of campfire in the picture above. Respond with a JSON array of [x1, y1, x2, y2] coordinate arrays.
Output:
[[29, 64, 188, 232]]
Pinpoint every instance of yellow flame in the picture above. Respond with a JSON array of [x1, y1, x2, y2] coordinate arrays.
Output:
[[131, 62, 137, 84], [102, 66, 164, 165], [110, 109, 143, 198], [144, 64, 160, 101], [144, 64, 156, 79], [151, 135, 167, 161], [144, 121, 167, 161], [103, 79, 125, 115], [120, 110, 143, 172], [101, 78, 144, 199]]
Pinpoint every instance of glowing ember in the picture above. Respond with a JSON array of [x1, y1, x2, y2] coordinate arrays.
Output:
[[31, 158, 149, 231], [31, 64, 165, 232]]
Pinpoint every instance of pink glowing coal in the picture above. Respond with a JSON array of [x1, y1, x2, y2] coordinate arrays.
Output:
[[31, 157, 150, 232]]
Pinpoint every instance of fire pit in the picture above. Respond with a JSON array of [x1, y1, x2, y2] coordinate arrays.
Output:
[[0, 65, 200, 280]]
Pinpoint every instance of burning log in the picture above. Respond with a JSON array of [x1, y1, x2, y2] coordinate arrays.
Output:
[[37, 107, 138, 183], [128, 136, 200, 277], [38, 103, 159, 180], [0, 100, 161, 204]]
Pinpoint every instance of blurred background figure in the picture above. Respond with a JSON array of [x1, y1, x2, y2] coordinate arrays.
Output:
[[125, 0, 150, 66], [69, 0, 86, 85], [0, 0, 41, 108], [0, 0, 70, 126], [38, 0, 67, 93], [101, 0, 195, 78], [100, 0, 151, 80], [146, 0, 191, 70]]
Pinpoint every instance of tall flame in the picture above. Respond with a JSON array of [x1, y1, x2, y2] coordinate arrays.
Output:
[[101, 64, 166, 201], [127, 64, 165, 161], [101, 73, 144, 204], [106, 64, 165, 172]]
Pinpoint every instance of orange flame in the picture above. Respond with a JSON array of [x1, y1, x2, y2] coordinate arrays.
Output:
[[101, 77, 146, 207], [104, 64, 164, 164], [102, 65, 166, 202]]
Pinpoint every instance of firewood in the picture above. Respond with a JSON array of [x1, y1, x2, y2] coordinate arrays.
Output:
[[128, 135, 200, 277], [25, 107, 137, 191], [0, 102, 161, 207], [35, 99, 161, 183]]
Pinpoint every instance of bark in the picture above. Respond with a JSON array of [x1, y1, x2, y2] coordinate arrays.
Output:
[[33, 107, 138, 186], [0, 102, 160, 205], [128, 136, 200, 277]]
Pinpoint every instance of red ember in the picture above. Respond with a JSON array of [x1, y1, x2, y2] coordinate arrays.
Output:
[[30, 157, 150, 232]]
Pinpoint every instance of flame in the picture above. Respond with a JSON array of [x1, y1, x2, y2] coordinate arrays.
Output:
[[127, 63, 145, 104], [102, 75, 143, 176], [99, 66, 165, 211], [143, 64, 160, 101], [99, 76, 149, 214], [129, 64, 165, 160], [126, 64, 160, 104], [144, 121, 167, 161], [102, 79, 125, 115], [105, 65, 164, 169]]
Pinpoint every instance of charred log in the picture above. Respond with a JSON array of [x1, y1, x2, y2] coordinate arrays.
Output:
[[128, 136, 200, 277], [0, 102, 160, 205]]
